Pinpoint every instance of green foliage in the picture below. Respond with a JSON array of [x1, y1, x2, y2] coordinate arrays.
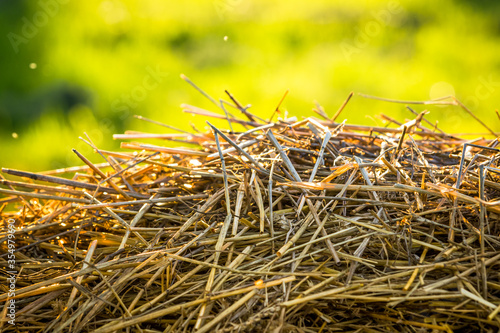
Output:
[[1, 0, 499, 170]]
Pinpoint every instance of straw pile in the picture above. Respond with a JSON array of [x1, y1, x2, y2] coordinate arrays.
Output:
[[1, 80, 500, 332]]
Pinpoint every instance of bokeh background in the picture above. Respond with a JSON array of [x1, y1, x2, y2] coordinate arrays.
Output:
[[1, 0, 499, 171]]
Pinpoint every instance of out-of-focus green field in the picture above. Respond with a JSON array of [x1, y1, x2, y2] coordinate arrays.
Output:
[[1, 0, 499, 171]]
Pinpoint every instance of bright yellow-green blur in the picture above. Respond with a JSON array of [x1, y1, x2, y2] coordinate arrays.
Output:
[[1, 0, 499, 171]]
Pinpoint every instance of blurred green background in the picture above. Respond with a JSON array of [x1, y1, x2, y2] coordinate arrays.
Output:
[[1, 0, 499, 171]]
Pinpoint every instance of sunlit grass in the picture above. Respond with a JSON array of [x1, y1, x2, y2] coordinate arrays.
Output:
[[1, 0, 499, 171]]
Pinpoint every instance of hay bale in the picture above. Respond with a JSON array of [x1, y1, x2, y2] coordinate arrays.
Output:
[[1, 81, 500, 332]]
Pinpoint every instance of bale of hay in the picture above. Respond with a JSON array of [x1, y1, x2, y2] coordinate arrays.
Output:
[[1, 80, 500, 332]]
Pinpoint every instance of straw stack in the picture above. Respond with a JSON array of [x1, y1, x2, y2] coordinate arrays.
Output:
[[1, 80, 500, 332]]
